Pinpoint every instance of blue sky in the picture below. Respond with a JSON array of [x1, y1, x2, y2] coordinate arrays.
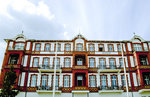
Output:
[[0, 0, 150, 69]]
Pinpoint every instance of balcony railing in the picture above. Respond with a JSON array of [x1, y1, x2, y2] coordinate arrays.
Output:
[[38, 64, 62, 73], [8, 46, 25, 50], [98, 86, 123, 93], [36, 86, 62, 93], [98, 65, 121, 73]]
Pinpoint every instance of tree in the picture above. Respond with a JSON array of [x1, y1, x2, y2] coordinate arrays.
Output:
[[0, 66, 19, 97]]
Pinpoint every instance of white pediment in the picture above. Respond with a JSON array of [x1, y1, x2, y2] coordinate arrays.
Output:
[[131, 35, 145, 43]]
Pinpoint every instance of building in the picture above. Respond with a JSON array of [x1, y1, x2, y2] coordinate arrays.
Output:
[[0, 33, 150, 97]]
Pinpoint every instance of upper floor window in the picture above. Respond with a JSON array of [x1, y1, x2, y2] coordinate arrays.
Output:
[[52, 75, 59, 88], [54, 58, 60, 69], [77, 58, 83, 65], [101, 75, 107, 87], [77, 44, 83, 51], [90, 76, 96, 87], [45, 44, 50, 52], [35, 43, 41, 51], [121, 75, 126, 87], [56, 44, 61, 51], [117, 44, 121, 51], [43, 58, 49, 66], [99, 44, 104, 51], [143, 73, 150, 85], [14, 43, 25, 50], [8, 54, 19, 64], [64, 75, 70, 87], [89, 44, 94, 51], [89, 58, 95, 67], [110, 59, 115, 69], [111, 75, 117, 87], [99, 59, 106, 69], [30, 75, 37, 87], [33, 57, 39, 67], [119, 58, 124, 67], [41, 75, 48, 86], [64, 58, 70, 67], [65, 44, 71, 51], [133, 44, 142, 51], [139, 55, 149, 65], [108, 44, 113, 52]]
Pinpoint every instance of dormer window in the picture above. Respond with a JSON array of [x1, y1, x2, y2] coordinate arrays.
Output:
[[133, 44, 142, 51], [77, 44, 83, 51], [14, 43, 25, 50]]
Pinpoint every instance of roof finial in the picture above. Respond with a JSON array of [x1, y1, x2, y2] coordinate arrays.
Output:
[[22, 30, 24, 34], [133, 32, 136, 36]]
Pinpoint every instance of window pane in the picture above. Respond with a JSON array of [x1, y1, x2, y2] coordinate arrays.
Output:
[[121, 76, 126, 87], [133, 44, 142, 51], [65, 44, 70, 51], [64, 76, 69, 87], [110, 59, 115, 69], [118, 45, 121, 51], [101, 76, 107, 87], [31, 75, 36, 87], [65, 58, 70, 67], [77, 44, 82, 51], [35, 44, 40, 51], [33, 58, 39, 67], [99, 45, 103, 51], [42, 75, 48, 86], [90, 76, 96, 87], [108, 45, 113, 51], [112, 76, 117, 87], [89, 45, 94, 51], [90, 58, 95, 67], [77, 58, 83, 65], [15, 43, 25, 50], [43, 58, 49, 66], [100, 59, 105, 69], [45, 44, 50, 51]]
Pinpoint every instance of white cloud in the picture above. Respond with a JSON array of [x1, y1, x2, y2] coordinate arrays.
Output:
[[0, 0, 55, 20]]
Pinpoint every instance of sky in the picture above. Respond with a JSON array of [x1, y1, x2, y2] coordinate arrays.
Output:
[[0, 0, 150, 69]]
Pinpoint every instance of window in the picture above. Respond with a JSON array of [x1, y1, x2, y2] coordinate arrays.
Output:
[[77, 44, 83, 51], [133, 44, 142, 51], [89, 58, 95, 67], [14, 43, 25, 50], [45, 44, 50, 51], [90, 76, 96, 87], [35, 43, 41, 51], [143, 43, 148, 51], [77, 76, 83, 86], [54, 58, 60, 69], [89, 44, 94, 51], [43, 58, 49, 67], [65, 44, 71, 51], [111, 75, 117, 87], [33, 58, 39, 67], [8, 54, 19, 64], [108, 44, 113, 51], [121, 75, 126, 87], [139, 55, 149, 65], [52, 75, 59, 88], [117, 44, 121, 51], [100, 59, 106, 69], [110, 59, 116, 69], [101, 75, 107, 89], [119, 58, 124, 67], [64, 58, 70, 67], [41, 75, 48, 86], [99, 44, 104, 51], [77, 58, 83, 65], [31, 75, 37, 87], [143, 73, 150, 85], [64, 76, 69, 87], [56, 44, 61, 51]]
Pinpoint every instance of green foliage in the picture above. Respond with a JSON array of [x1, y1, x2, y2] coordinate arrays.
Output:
[[0, 66, 19, 97]]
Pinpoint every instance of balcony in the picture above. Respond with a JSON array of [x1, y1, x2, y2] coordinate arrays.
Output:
[[8, 46, 25, 51], [98, 86, 123, 93], [4, 64, 22, 69], [98, 65, 121, 73], [36, 86, 62, 93], [73, 65, 88, 70], [38, 65, 62, 73], [138, 85, 150, 94], [72, 86, 89, 94]]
